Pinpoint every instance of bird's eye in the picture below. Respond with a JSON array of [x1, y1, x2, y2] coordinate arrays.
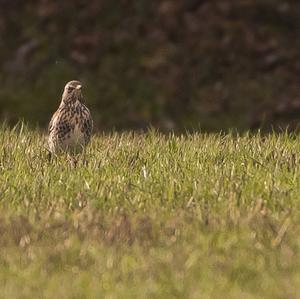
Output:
[[67, 86, 74, 92]]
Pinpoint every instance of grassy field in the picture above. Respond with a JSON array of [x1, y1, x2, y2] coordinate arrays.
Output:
[[0, 124, 300, 298]]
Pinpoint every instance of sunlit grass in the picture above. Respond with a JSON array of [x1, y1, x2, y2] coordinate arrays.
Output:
[[0, 123, 300, 298]]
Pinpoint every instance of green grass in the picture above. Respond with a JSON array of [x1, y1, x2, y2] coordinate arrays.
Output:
[[1, 123, 300, 298]]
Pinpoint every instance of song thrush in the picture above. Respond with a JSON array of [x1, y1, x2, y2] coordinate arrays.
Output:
[[48, 80, 93, 154]]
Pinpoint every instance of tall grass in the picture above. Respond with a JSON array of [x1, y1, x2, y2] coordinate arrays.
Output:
[[0, 123, 300, 298]]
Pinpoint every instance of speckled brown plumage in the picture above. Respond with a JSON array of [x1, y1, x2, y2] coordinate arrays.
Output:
[[48, 80, 93, 154]]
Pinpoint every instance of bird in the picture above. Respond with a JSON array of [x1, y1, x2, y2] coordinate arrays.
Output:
[[48, 80, 93, 155]]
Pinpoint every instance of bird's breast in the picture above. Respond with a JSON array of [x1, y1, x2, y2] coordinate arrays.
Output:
[[71, 123, 85, 143]]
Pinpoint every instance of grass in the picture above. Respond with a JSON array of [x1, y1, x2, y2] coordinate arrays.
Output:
[[1, 123, 300, 298]]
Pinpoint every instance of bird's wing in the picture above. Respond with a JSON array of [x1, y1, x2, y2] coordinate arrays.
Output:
[[82, 105, 93, 142], [48, 109, 60, 134]]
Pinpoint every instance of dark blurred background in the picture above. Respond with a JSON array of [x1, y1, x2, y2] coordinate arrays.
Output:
[[0, 0, 299, 132]]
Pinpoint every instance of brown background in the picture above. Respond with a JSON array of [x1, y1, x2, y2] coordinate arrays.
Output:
[[0, 0, 299, 131]]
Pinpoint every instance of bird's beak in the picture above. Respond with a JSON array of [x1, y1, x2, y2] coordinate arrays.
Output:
[[76, 85, 82, 90]]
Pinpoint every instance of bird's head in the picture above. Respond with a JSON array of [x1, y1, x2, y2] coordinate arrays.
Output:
[[62, 80, 83, 104]]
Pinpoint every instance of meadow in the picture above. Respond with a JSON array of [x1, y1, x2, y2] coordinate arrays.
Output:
[[0, 123, 300, 298]]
